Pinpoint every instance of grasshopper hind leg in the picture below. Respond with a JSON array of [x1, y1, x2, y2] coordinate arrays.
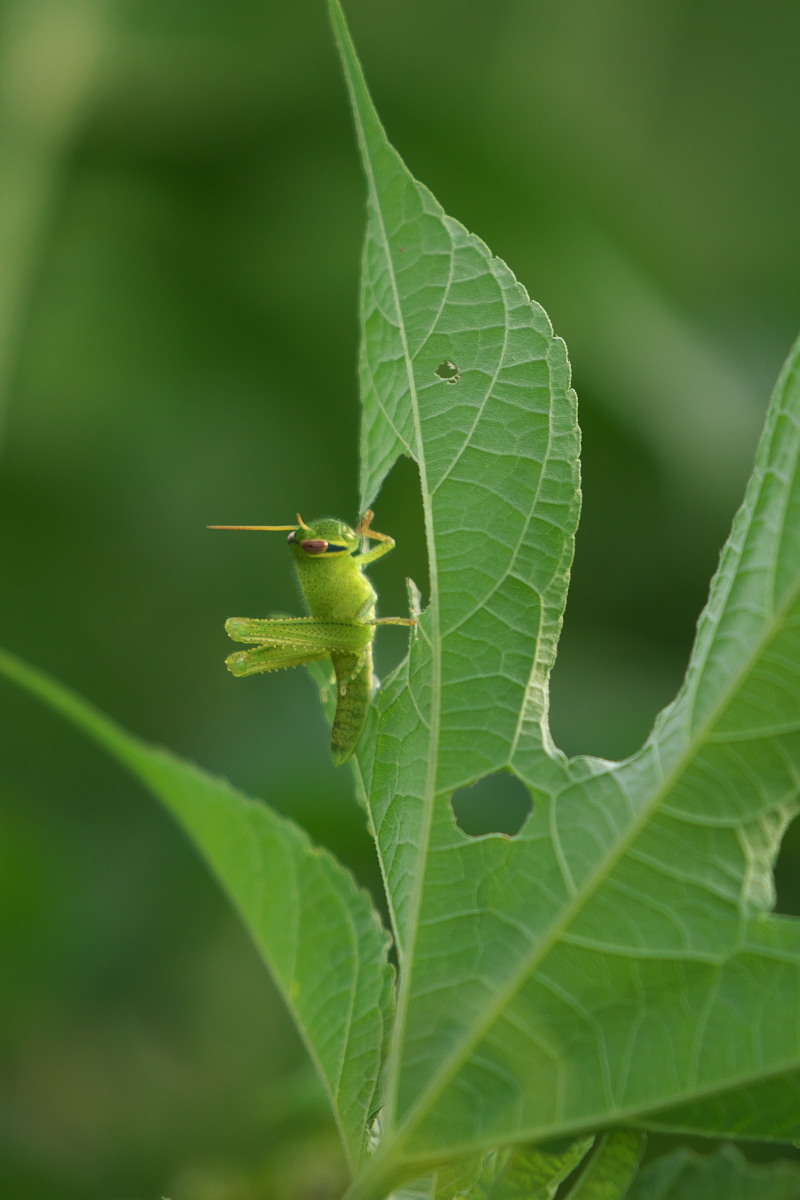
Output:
[[225, 643, 327, 678]]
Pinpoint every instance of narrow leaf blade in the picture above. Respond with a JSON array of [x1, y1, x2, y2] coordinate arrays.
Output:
[[0, 647, 393, 1170]]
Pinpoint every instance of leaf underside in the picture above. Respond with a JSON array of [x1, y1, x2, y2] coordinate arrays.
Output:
[[329, 0, 800, 1182]]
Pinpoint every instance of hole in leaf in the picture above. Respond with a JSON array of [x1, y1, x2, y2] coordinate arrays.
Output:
[[451, 772, 532, 838], [368, 454, 428, 680], [435, 360, 461, 384]]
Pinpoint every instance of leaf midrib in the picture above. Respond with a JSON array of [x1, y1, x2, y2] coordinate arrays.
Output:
[[329, 4, 445, 1134]]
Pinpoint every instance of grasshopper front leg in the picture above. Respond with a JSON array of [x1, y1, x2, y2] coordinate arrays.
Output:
[[354, 508, 397, 568]]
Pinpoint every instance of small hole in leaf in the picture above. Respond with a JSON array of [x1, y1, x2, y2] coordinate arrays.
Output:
[[451, 772, 532, 838], [435, 360, 461, 384]]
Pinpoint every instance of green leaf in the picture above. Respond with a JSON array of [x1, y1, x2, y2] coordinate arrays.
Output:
[[0, 647, 392, 1173], [564, 1131, 645, 1199], [467, 1137, 595, 1200], [328, 0, 800, 1186], [628, 1144, 800, 1200]]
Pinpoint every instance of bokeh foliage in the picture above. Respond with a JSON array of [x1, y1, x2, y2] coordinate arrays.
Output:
[[1, 0, 800, 1196]]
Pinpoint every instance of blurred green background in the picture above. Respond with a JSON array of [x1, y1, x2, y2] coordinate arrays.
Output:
[[1, 0, 799, 1196]]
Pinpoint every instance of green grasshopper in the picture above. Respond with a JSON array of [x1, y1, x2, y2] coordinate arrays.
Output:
[[209, 510, 415, 764]]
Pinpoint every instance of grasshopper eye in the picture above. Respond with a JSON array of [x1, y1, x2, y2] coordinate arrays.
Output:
[[301, 539, 329, 554]]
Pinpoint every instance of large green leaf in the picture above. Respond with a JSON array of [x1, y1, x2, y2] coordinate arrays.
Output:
[[0, 647, 392, 1173], [328, 0, 800, 1190]]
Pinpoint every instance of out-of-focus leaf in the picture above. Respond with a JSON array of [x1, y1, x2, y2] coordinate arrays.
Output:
[[564, 1131, 645, 1198], [628, 1143, 800, 1200]]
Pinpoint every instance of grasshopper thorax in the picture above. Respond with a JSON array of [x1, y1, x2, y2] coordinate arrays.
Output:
[[287, 517, 359, 559]]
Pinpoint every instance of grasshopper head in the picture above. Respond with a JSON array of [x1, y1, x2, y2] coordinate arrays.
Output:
[[288, 517, 359, 559]]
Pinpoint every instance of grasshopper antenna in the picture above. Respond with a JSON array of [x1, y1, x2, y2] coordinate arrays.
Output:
[[209, 513, 309, 531]]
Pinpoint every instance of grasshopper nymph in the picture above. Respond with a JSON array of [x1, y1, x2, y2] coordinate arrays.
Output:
[[209, 511, 415, 764]]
